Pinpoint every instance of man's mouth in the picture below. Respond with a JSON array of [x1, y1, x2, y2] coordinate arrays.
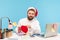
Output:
[[28, 16, 34, 21]]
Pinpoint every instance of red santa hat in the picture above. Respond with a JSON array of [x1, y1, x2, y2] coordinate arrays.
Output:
[[27, 7, 38, 17]]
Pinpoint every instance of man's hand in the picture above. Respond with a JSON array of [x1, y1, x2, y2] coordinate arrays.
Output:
[[18, 27, 21, 33]]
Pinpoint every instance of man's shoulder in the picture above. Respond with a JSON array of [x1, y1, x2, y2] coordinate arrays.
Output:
[[20, 18, 27, 20], [34, 18, 38, 21], [34, 18, 39, 23], [19, 18, 27, 22]]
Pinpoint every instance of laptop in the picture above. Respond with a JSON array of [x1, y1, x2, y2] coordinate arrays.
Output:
[[31, 24, 58, 38], [41, 24, 58, 38]]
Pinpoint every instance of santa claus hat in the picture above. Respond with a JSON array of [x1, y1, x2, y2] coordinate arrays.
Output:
[[27, 7, 38, 17]]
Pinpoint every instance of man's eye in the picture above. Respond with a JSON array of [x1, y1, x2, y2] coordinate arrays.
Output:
[[32, 13, 34, 15]]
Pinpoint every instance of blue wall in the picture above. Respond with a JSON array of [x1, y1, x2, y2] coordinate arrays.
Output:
[[0, 0, 60, 33]]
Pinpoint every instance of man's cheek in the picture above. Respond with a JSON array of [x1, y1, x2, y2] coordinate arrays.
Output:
[[28, 15, 31, 17]]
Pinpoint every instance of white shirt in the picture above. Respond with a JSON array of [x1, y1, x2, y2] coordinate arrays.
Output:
[[15, 18, 41, 35]]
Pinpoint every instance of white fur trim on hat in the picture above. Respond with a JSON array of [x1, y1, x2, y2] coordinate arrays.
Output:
[[27, 7, 36, 12]]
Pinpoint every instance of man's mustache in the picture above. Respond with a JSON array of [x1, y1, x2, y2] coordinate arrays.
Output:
[[29, 16, 33, 17]]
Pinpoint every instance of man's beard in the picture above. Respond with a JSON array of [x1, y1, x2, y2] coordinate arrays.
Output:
[[27, 16, 34, 21]]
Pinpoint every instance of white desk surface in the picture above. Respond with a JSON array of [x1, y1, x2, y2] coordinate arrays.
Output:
[[1, 33, 60, 40]]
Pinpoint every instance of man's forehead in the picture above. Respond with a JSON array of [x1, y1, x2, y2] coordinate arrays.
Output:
[[28, 9, 36, 13]]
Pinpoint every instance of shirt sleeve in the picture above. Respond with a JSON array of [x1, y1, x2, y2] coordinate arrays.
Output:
[[32, 21, 41, 34]]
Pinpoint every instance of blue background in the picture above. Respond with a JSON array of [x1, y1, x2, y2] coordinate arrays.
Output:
[[0, 0, 60, 33]]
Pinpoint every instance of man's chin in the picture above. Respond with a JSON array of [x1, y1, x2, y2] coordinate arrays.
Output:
[[27, 17, 34, 21], [28, 19, 33, 21]]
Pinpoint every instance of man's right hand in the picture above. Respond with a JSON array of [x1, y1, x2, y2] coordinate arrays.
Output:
[[18, 27, 21, 33]]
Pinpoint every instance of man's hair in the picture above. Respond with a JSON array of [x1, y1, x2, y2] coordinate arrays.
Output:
[[27, 9, 35, 13]]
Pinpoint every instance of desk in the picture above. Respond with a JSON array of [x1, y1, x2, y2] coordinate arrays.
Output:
[[1, 33, 60, 40]]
